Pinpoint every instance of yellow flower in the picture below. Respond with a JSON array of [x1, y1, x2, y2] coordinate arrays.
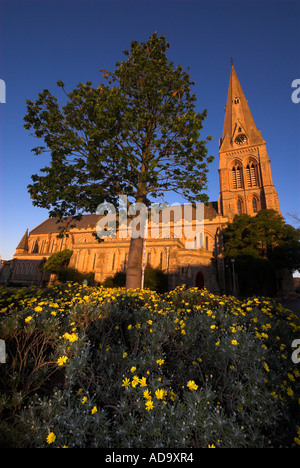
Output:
[[231, 340, 238, 346], [63, 332, 78, 342], [156, 359, 164, 366], [208, 444, 216, 448], [139, 377, 147, 387], [145, 400, 154, 411], [264, 362, 270, 373], [187, 380, 198, 391], [34, 306, 43, 312], [155, 388, 167, 400], [46, 432, 56, 444], [123, 352, 128, 358], [82, 396, 87, 404], [25, 316, 33, 323], [91, 406, 98, 415], [132, 376, 140, 388], [143, 389, 152, 400], [131, 366, 137, 373], [122, 378, 131, 389], [57, 355, 68, 366]]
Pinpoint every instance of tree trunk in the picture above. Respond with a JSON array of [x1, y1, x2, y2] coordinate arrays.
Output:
[[125, 163, 148, 290], [125, 236, 144, 289]]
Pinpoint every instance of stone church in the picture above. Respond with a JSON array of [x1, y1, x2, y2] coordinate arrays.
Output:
[[1, 65, 283, 293]]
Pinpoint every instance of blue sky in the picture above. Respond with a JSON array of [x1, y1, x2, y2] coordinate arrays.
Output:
[[0, 0, 299, 260]]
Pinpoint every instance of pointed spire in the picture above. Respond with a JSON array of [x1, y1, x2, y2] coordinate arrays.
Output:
[[15, 229, 29, 253], [220, 64, 264, 151]]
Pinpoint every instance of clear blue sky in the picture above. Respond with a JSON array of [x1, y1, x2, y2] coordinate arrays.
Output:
[[0, 0, 299, 260]]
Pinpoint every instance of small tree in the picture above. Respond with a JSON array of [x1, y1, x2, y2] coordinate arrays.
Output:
[[42, 249, 73, 274], [223, 209, 300, 294], [24, 33, 213, 289]]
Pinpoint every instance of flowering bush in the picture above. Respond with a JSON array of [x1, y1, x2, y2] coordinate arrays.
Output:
[[0, 283, 299, 448]]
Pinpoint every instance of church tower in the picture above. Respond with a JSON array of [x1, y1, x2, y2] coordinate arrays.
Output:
[[218, 64, 280, 220]]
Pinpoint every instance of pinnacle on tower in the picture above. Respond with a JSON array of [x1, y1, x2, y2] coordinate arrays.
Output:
[[15, 229, 29, 254]]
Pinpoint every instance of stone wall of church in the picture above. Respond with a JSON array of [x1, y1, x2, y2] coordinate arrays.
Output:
[[10, 219, 225, 294]]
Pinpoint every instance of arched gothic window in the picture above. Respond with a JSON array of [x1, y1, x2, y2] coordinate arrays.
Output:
[[232, 164, 243, 189], [32, 239, 39, 253], [246, 162, 258, 187], [159, 251, 163, 269], [237, 198, 243, 215], [92, 253, 97, 270], [252, 197, 258, 214]]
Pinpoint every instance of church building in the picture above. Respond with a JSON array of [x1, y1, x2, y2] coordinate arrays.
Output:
[[1, 65, 283, 293]]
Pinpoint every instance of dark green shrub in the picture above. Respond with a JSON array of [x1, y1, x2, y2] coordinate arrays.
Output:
[[102, 265, 168, 292], [0, 284, 299, 448], [57, 267, 95, 285], [42, 249, 73, 274]]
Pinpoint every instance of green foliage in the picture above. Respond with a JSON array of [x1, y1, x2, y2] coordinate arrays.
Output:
[[102, 271, 126, 288], [24, 32, 213, 225], [102, 265, 168, 292], [42, 249, 73, 274], [235, 256, 277, 297], [0, 284, 299, 448], [143, 264, 168, 293], [223, 210, 300, 270], [57, 267, 95, 285], [222, 210, 300, 294]]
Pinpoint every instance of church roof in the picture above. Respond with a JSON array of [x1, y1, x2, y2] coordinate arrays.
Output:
[[29, 203, 220, 236], [29, 214, 100, 235]]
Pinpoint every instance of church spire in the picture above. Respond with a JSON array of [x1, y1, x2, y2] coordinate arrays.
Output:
[[220, 64, 264, 151], [15, 229, 29, 255], [218, 64, 281, 220]]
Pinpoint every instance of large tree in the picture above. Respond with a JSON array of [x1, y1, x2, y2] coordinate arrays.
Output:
[[24, 33, 213, 289]]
